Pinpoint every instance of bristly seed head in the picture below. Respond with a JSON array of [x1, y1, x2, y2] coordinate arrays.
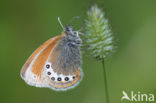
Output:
[[84, 5, 117, 61]]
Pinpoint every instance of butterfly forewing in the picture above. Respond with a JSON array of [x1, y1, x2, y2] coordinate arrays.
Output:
[[20, 36, 61, 87]]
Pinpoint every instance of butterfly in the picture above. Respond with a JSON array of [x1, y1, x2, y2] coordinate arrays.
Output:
[[20, 17, 83, 91]]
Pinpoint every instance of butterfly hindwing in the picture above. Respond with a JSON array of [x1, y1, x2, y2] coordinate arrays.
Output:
[[42, 33, 83, 90], [42, 62, 83, 91]]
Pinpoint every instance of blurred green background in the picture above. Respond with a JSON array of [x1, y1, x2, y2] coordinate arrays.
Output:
[[1, 0, 156, 103]]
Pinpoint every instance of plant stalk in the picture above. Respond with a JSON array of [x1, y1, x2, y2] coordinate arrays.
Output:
[[102, 60, 110, 103]]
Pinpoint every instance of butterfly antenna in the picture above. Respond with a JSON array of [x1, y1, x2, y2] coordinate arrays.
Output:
[[68, 16, 80, 25], [58, 17, 64, 30]]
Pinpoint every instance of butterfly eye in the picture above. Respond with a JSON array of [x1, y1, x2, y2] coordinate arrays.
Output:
[[65, 26, 73, 32]]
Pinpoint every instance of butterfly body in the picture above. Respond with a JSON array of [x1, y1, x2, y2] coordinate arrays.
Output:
[[21, 26, 83, 91]]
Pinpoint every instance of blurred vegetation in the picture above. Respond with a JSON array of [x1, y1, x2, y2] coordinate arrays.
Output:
[[0, 0, 156, 103]]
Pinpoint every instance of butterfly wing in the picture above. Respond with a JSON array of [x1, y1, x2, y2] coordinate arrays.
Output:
[[42, 66, 82, 91], [42, 34, 83, 91], [20, 36, 62, 87], [21, 32, 83, 90]]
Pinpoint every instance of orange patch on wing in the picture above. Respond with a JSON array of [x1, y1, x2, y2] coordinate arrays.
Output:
[[21, 37, 57, 78], [46, 69, 81, 88], [31, 36, 62, 77]]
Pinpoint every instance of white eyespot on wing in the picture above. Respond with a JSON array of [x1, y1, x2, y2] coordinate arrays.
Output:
[[42, 62, 83, 91]]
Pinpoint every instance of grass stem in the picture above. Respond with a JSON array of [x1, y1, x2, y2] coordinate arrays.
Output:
[[102, 61, 110, 103]]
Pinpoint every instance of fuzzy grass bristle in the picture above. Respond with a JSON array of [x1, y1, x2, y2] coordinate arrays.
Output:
[[84, 5, 116, 61]]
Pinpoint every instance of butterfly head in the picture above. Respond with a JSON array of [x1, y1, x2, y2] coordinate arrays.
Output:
[[64, 25, 82, 46], [57, 17, 82, 46]]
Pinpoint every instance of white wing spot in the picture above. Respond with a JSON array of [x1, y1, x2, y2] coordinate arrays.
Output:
[[41, 62, 83, 91], [44, 62, 76, 82]]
